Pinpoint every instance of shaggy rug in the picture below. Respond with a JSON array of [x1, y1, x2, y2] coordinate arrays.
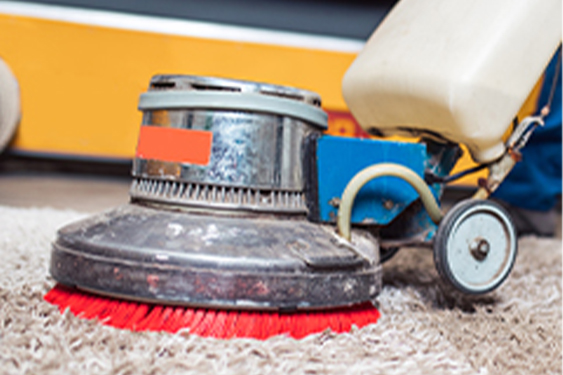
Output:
[[0, 206, 561, 375]]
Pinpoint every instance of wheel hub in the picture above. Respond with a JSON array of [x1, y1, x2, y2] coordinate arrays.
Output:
[[470, 238, 490, 261]]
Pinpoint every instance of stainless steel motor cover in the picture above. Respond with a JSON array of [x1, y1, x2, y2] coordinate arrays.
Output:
[[131, 75, 328, 215]]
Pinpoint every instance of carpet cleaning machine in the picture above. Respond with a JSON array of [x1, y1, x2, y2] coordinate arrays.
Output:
[[49, 0, 561, 316]]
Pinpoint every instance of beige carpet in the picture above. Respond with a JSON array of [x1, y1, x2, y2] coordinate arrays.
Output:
[[0, 206, 561, 375]]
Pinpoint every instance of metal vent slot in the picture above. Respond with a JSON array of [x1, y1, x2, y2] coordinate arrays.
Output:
[[259, 90, 322, 107], [190, 83, 241, 92], [150, 81, 176, 90]]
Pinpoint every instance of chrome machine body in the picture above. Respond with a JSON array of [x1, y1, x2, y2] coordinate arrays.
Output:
[[50, 76, 382, 310]]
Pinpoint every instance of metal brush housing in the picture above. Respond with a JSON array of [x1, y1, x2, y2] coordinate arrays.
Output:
[[50, 75, 382, 310]]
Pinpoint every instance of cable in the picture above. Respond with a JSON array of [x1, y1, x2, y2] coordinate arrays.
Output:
[[540, 45, 562, 117], [337, 163, 443, 241]]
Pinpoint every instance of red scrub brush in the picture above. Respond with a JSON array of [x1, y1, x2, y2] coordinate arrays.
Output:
[[45, 284, 380, 339]]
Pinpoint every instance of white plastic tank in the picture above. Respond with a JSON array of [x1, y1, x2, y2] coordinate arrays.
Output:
[[343, 0, 562, 163]]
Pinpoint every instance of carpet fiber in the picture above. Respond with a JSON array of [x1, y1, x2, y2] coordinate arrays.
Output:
[[0, 206, 561, 374]]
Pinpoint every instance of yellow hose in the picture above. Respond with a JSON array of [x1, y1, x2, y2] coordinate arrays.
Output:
[[337, 163, 443, 241]]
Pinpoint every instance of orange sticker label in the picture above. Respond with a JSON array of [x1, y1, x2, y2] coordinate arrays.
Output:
[[136, 126, 213, 165]]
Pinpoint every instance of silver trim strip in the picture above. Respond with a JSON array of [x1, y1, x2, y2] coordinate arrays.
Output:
[[138, 91, 328, 129]]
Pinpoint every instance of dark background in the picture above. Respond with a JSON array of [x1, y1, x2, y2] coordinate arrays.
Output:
[[12, 0, 398, 39]]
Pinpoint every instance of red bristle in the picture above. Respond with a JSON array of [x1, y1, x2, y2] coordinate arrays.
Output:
[[108, 300, 139, 328], [367, 305, 381, 325], [319, 311, 333, 332], [160, 306, 187, 333], [297, 313, 315, 339], [191, 309, 217, 336], [327, 312, 339, 332], [186, 308, 206, 333], [252, 311, 268, 339], [286, 314, 300, 339], [326, 310, 343, 333], [291, 313, 313, 339], [53, 288, 74, 307], [67, 292, 92, 315], [350, 316, 363, 329], [135, 305, 164, 331], [176, 307, 196, 331], [44, 285, 67, 304], [252, 312, 270, 340], [246, 311, 263, 339], [247, 312, 262, 339], [277, 313, 292, 337], [145, 306, 171, 332], [338, 311, 353, 333], [84, 295, 110, 318], [361, 307, 376, 326], [231, 311, 247, 338], [97, 299, 121, 321], [352, 303, 379, 329], [273, 313, 285, 337], [262, 311, 280, 338], [268, 312, 282, 338], [82, 296, 116, 319], [311, 311, 328, 335], [355, 306, 373, 328], [280, 313, 294, 338], [74, 294, 97, 317], [152, 306, 175, 331], [303, 312, 320, 336], [122, 303, 150, 330], [76, 293, 103, 315], [103, 299, 126, 325], [44, 284, 380, 340], [43, 288, 57, 303], [233, 311, 256, 338], [206, 309, 228, 338], [50, 295, 70, 312], [122, 301, 146, 327], [359, 304, 376, 326], [167, 306, 186, 333], [222, 311, 240, 339]]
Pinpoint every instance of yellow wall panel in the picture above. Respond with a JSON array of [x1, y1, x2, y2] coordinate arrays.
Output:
[[0, 14, 355, 158]]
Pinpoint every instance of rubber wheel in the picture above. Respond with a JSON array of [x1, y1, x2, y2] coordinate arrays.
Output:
[[433, 199, 517, 295]]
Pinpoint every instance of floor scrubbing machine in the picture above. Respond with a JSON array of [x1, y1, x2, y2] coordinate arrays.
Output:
[[50, 0, 561, 313], [52, 73, 515, 311]]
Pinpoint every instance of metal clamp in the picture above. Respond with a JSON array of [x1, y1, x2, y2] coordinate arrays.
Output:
[[473, 115, 545, 200]]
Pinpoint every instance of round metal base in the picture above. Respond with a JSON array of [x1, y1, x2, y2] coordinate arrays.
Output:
[[50, 203, 381, 310]]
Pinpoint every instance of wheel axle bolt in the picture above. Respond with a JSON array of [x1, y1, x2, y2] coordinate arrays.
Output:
[[470, 238, 490, 261]]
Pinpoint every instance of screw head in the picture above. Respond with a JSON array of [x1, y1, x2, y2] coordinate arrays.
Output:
[[383, 200, 394, 210], [328, 197, 341, 208]]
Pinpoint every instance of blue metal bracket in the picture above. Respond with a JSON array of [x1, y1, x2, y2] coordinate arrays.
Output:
[[316, 136, 428, 225]]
